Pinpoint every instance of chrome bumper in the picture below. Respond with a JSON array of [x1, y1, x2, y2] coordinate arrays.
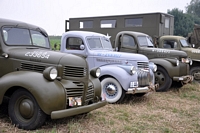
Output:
[[51, 100, 107, 119], [126, 83, 158, 94], [173, 75, 193, 84]]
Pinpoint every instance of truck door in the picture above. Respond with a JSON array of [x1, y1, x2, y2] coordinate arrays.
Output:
[[119, 34, 138, 53]]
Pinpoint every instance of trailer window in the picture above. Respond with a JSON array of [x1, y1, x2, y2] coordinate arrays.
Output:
[[125, 18, 143, 27], [80, 21, 93, 29], [165, 18, 170, 28], [101, 20, 116, 28]]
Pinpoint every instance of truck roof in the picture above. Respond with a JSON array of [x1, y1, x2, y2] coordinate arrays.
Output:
[[117, 31, 149, 37], [63, 30, 107, 38]]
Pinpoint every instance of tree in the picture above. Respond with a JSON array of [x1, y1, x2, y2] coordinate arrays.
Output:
[[168, 8, 194, 37], [186, 0, 200, 18]]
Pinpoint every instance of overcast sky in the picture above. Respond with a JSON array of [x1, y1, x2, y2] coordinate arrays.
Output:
[[0, 0, 191, 35]]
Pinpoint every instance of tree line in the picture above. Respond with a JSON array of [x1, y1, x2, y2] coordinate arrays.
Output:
[[167, 0, 200, 37]]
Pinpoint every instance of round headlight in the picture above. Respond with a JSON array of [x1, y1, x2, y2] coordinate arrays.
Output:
[[50, 68, 58, 80], [43, 67, 58, 81], [130, 66, 136, 75], [153, 64, 157, 72], [190, 59, 193, 65], [96, 68, 101, 78], [176, 59, 179, 66]]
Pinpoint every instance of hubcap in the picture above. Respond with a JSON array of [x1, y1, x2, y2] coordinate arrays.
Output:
[[193, 71, 200, 80], [105, 84, 117, 96], [19, 99, 34, 119], [155, 71, 165, 87]]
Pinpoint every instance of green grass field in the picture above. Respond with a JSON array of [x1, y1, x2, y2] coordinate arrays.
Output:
[[49, 36, 61, 50], [1, 83, 200, 133]]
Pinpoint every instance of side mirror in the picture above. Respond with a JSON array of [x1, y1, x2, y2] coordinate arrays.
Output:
[[80, 44, 85, 50]]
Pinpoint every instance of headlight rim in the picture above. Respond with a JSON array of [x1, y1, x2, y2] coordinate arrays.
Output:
[[43, 67, 58, 81]]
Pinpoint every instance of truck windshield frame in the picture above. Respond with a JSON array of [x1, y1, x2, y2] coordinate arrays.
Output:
[[137, 36, 154, 47], [87, 36, 113, 50], [2, 27, 50, 48]]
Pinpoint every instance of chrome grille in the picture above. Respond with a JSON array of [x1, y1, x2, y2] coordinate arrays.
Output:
[[137, 70, 150, 87], [63, 66, 87, 77], [137, 62, 149, 71], [20, 63, 45, 72]]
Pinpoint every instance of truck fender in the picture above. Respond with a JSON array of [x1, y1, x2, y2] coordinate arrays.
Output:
[[0, 71, 66, 115], [149, 58, 180, 77], [99, 65, 138, 91]]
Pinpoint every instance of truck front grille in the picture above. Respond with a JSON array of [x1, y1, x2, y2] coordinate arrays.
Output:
[[66, 82, 84, 97], [85, 83, 94, 103], [20, 63, 45, 72], [137, 70, 150, 87], [137, 62, 149, 71], [63, 66, 87, 77]]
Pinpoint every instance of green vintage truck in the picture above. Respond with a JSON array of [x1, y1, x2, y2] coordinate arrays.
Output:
[[0, 18, 106, 130], [156, 35, 200, 82]]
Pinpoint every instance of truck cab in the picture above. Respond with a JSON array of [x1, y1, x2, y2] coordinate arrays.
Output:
[[115, 31, 193, 91], [0, 18, 106, 130], [60, 31, 157, 104]]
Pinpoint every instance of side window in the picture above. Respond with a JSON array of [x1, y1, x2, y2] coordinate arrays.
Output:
[[122, 35, 136, 48], [163, 40, 177, 49], [66, 37, 84, 50]]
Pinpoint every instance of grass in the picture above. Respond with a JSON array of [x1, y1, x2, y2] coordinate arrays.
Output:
[[0, 83, 200, 133], [49, 36, 61, 50]]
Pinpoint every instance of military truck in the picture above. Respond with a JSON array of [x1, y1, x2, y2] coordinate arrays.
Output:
[[187, 24, 200, 48], [0, 18, 107, 130], [156, 35, 200, 82], [60, 31, 158, 104]]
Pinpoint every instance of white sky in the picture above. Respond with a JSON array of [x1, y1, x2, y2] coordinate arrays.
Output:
[[0, 0, 191, 35]]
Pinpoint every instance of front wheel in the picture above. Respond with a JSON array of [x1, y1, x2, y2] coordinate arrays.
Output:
[[8, 89, 46, 130], [101, 77, 125, 104], [155, 66, 172, 92], [190, 67, 200, 83]]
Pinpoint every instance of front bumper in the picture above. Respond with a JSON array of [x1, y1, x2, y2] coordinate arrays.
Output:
[[173, 75, 193, 84], [126, 83, 159, 94], [51, 100, 107, 119]]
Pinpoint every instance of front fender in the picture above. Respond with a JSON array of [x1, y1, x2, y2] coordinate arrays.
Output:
[[0, 71, 66, 115], [99, 65, 138, 91], [150, 58, 181, 77]]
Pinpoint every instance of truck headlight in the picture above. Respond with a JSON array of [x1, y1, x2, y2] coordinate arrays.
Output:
[[43, 67, 58, 81], [130, 66, 136, 75], [149, 62, 157, 72], [90, 67, 101, 78], [176, 59, 179, 66]]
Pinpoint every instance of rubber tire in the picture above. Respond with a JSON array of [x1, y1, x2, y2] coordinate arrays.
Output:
[[101, 77, 125, 104], [155, 66, 172, 92], [8, 89, 46, 130], [190, 67, 200, 83]]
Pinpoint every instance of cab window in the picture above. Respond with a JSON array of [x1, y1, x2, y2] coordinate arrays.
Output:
[[66, 37, 84, 50]]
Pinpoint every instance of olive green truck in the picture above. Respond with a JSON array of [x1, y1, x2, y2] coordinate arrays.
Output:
[[0, 18, 106, 130]]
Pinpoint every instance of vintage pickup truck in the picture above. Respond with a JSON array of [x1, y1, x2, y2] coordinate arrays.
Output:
[[60, 31, 158, 104], [0, 18, 106, 130], [113, 31, 193, 91], [156, 35, 200, 82]]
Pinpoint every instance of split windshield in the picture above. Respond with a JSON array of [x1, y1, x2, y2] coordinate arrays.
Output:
[[2, 27, 50, 48], [87, 36, 113, 50], [180, 39, 190, 47], [137, 36, 154, 47]]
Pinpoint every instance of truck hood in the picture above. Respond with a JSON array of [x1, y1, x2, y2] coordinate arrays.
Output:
[[182, 47, 200, 61], [90, 50, 149, 61], [142, 47, 188, 59], [6, 48, 87, 67]]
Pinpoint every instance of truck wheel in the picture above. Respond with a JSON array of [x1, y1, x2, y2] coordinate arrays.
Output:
[[101, 77, 125, 104], [190, 67, 200, 83], [8, 89, 46, 130], [155, 66, 172, 92]]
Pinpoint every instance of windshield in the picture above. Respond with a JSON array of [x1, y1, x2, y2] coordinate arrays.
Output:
[[180, 39, 190, 47], [2, 27, 50, 48], [87, 36, 113, 50], [137, 36, 154, 47]]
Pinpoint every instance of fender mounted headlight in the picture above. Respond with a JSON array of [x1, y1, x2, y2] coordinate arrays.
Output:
[[176, 59, 179, 66], [130, 66, 136, 75], [43, 67, 58, 81], [90, 67, 101, 78], [149, 62, 157, 72]]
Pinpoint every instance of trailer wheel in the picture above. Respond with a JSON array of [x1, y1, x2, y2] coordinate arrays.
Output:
[[155, 66, 172, 92], [8, 89, 46, 130], [101, 77, 125, 103], [190, 67, 200, 83]]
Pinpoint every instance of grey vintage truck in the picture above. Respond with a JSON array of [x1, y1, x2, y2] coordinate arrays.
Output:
[[0, 18, 106, 130], [156, 35, 200, 82], [60, 31, 158, 104]]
